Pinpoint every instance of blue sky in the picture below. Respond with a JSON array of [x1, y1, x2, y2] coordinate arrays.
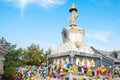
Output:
[[0, 0, 120, 51]]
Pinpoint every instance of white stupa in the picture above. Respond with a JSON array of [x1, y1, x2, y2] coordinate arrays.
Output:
[[48, 4, 101, 67], [54, 4, 94, 54]]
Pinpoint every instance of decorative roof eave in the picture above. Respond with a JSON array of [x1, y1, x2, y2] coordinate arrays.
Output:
[[110, 50, 120, 53], [91, 47, 117, 62], [48, 51, 70, 58], [0, 46, 8, 52], [48, 50, 101, 59], [107, 56, 120, 63], [74, 53, 100, 59], [114, 62, 120, 64], [0, 46, 8, 56]]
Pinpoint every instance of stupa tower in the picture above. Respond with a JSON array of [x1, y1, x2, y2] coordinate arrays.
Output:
[[48, 4, 101, 67], [62, 4, 85, 45]]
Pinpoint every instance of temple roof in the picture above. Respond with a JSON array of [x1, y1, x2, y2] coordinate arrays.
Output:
[[91, 47, 120, 63], [0, 44, 8, 55]]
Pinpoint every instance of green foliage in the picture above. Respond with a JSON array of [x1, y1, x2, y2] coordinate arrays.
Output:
[[22, 44, 43, 66], [1, 37, 52, 75], [4, 67, 17, 75], [44, 48, 52, 62]]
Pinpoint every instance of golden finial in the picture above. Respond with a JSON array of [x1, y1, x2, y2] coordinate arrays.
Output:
[[69, 3, 78, 26], [69, 3, 77, 12], [71, 3, 76, 9]]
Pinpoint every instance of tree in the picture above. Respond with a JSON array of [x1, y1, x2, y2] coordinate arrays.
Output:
[[22, 44, 44, 66], [43, 48, 52, 64], [22, 44, 52, 66], [4, 47, 24, 75], [1, 37, 53, 75], [1, 37, 24, 75]]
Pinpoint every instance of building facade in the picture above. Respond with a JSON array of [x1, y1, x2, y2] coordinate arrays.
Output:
[[0, 44, 7, 79], [109, 50, 120, 67]]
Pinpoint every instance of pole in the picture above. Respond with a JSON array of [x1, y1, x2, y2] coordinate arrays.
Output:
[[70, 51, 74, 64]]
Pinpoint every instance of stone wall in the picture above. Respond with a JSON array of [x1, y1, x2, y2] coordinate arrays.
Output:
[[0, 57, 4, 75], [0, 46, 7, 80], [0, 55, 4, 80]]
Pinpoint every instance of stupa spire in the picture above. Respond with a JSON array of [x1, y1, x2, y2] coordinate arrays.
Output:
[[69, 3, 79, 27]]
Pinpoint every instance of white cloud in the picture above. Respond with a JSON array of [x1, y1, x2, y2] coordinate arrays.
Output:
[[86, 31, 111, 43], [3, 0, 66, 9], [2, 0, 66, 15], [85, 31, 120, 51], [37, 0, 66, 8], [4, 0, 34, 10]]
